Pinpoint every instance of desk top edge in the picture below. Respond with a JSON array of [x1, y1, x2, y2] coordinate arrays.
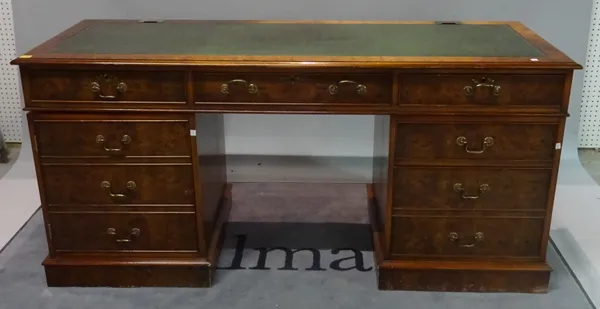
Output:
[[11, 19, 582, 69]]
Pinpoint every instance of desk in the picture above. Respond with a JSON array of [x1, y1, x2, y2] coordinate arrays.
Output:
[[11, 20, 581, 293]]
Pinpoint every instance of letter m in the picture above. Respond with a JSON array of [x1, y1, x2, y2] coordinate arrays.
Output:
[[250, 247, 325, 271]]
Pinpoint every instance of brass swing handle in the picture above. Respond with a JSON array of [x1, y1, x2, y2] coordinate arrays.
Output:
[[90, 81, 128, 99], [463, 77, 501, 96], [448, 232, 484, 248], [96, 134, 131, 153], [221, 79, 258, 94], [107, 227, 140, 243], [328, 80, 367, 95], [456, 136, 494, 154], [453, 183, 490, 200], [101, 180, 136, 198]]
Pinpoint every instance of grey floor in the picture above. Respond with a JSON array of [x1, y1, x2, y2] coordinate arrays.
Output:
[[0, 182, 594, 309]]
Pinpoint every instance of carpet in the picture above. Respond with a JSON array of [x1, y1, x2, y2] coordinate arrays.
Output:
[[0, 183, 593, 309]]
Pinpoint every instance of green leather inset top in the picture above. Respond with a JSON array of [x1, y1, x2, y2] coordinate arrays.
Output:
[[48, 22, 544, 57]]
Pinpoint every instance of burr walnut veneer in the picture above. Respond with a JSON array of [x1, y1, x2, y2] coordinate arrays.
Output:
[[12, 19, 581, 292]]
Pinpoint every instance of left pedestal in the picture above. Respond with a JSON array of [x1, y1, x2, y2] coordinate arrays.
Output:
[[28, 112, 229, 287]]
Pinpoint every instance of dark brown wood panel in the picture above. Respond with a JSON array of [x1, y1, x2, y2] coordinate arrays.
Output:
[[42, 164, 195, 206], [44, 256, 211, 287], [392, 167, 552, 210], [368, 186, 386, 265], [193, 114, 227, 245], [390, 216, 544, 258], [399, 73, 565, 106], [49, 212, 198, 252], [378, 264, 551, 293], [372, 115, 391, 231], [208, 184, 232, 266], [26, 111, 55, 256], [394, 122, 557, 162], [29, 70, 186, 103], [194, 73, 393, 104], [45, 264, 210, 287], [35, 119, 191, 158], [541, 84, 573, 259]]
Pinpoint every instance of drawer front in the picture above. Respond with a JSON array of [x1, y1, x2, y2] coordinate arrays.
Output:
[[35, 119, 191, 158], [390, 217, 543, 258], [194, 73, 392, 104], [394, 123, 556, 161], [29, 70, 186, 103], [393, 167, 552, 210], [400, 74, 565, 106], [49, 213, 198, 252], [42, 165, 195, 206]]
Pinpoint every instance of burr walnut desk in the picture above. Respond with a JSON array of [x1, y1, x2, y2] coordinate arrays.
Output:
[[11, 20, 581, 293]]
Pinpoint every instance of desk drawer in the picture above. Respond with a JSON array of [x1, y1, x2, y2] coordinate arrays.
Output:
[[194, 73, 392, 104], [34, 117, 192, 158], [29, 70, 186, 103], [49, 212, 198, 252], [390, 216, 543, 258], [399, 74, 565, 106], [394, 122, 557, 162], [42, 164, 195, 206], [392, 167, 552, 210]]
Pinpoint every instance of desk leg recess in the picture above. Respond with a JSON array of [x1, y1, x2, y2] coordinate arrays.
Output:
[[207, 184, 232, 285]]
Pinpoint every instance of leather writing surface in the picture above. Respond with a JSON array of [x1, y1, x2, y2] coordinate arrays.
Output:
[[48, 22, 543, 57]]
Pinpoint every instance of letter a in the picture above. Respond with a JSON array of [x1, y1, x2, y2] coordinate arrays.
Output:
[[329, 248, 372, 272]]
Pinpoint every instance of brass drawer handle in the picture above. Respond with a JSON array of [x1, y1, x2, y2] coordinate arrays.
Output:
[[221, 79, 258, 94], [107, 227, 140, 243], [90, 81, 128, 99], [100, 180, 136, 198], [463, 77, 501, 96], [456, 136, 494, 154], [96, 134, 131, 153], [448, 232, 484, 248], [453, 183, 490, 199], [328, 80, 367, 95]]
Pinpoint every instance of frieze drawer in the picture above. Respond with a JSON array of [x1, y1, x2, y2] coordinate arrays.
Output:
[[194, 73, 393, 105], [28, 70, 186, 104], [399, 74, 565, 107]]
